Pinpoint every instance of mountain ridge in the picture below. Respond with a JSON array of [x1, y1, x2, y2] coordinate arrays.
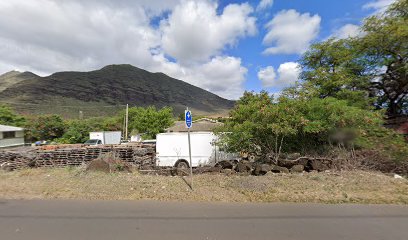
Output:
[[0, 64, 234, 118]]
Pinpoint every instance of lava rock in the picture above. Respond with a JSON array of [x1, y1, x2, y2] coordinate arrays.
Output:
[[215, 160, 234, 169], [290, 164, 304, 173], [253, 164, 272, 176], [235, 161, 252, 173], [271, 165, 289, 174]]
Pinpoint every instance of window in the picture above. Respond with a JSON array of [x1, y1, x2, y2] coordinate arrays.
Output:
[[3, 131, 16, 139]]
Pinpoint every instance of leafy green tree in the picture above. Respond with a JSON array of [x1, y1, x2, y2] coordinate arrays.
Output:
[[298, 0, 408, 115], [27, 115, 65, 141], [58, 117, 122, 144], [127, 106, 174, 139], [217, 91, 384, 158], [360, 0, 408, 115], [58, 120, 94, 144], [0, 105, 25, 126], [299, 38, 372, 109]]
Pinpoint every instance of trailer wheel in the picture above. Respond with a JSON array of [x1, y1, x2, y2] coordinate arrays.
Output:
[[175, 160, 189, 176]]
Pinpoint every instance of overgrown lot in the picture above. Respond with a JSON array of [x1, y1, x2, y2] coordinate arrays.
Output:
[[0, 168, 407, 204]]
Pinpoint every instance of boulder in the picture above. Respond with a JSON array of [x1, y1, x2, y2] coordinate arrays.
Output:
[[214, 160, 234, 169], [290, 164, 304, 173], [278, 157, 309, 168], [261, 164, 272, 172], [235, 161, 252, 173], [271, 165, 289, 174], [252, 164, 272, 176]]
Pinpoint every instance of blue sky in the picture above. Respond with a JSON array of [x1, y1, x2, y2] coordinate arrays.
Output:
[[0, 0, 394, 99], [219, 0, 379, 94]]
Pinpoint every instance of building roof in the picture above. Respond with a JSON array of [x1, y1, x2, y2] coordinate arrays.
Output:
[[0, 124, 24, 132], [166, 118, 223, 132]]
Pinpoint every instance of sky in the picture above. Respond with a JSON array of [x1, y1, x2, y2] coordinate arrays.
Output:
[[0, 0, 396, 99]]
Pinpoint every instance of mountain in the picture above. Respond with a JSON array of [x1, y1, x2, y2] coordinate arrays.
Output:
[[0, 70, 38, 92], [0, 64, 234, 118]]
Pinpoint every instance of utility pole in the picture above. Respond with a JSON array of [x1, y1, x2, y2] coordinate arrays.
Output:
[[125, 104, 129, 141], [122, 116, 126, 140]]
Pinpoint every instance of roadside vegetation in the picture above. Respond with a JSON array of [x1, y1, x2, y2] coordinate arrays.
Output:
[[0, 168, 407, 204]]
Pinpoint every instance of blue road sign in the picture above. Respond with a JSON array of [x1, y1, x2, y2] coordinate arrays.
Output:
[[185, 110, 192, 128]]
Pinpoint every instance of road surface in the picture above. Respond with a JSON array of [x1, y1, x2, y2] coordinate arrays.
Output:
[[0, 199, 407, 240]]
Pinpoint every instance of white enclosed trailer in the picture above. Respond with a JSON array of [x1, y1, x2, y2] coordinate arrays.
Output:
[[156, 132, 234, 167], [89, 131, 121, 145]]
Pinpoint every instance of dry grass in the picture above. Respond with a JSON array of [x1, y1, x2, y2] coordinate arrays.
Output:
[[0, 168, 407, 204]]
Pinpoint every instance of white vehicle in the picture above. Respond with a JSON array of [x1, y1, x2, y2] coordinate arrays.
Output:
[[84, 139, 103, 146], [89, 131, 121, 145], [156, 132, 235, 168]]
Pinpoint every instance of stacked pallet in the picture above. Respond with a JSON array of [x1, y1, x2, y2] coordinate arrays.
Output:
[[0, 144, 156, 171]]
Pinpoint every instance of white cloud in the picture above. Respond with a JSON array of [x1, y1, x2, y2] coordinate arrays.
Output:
[[148, 55, 248, 99], [277, 62, 300, 86], [258, 62, 300, 88], [256, 0, 273, 11], [184, 56, 247, 99], [363, 0, 396, 13], [331, 24, 363, 39], [257, 66, 276, 88], [262, 9, 321, 55], [160, 1, 256, 63], [0, 0, 253, 99]]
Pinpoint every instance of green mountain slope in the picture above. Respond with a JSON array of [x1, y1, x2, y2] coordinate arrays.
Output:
[[0, 70, 38, 92], [0, 64, 234, 118]]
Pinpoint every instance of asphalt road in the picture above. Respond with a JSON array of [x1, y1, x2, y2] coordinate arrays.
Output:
[[0, 199, 407, 240]]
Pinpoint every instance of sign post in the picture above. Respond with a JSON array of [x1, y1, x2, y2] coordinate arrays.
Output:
[[185, 108, 193, 190]]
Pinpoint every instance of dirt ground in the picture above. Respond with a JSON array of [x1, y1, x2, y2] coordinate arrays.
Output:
[[0, 168, 407, 204]]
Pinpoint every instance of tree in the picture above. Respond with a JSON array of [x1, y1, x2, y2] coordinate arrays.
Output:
[[217, 91, 384, 158], [299, 38, 373, 109], [127, 106, 174, 139], [58, 120, 94, 144], [360, 0, 408, 115], [0, 105, 25, 126], [27, 115, 65, 141], [59, 117, 122, 144], [298, 0, 408, 116]]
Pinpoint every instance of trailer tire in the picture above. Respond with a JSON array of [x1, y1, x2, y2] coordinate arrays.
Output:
[[174, 160, 189, 176]]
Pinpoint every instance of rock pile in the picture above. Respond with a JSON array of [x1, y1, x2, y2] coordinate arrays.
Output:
[[209, 156, 342, 176]]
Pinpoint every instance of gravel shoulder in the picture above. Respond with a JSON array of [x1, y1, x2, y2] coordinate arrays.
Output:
[[0, 168, 407, 204]]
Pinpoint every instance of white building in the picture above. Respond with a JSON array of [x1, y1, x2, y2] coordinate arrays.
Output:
[[0, 124, 25, 148]]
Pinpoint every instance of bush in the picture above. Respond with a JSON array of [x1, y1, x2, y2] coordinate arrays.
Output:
[[216, 91, 399, 160], [0, 105, 25, 126]]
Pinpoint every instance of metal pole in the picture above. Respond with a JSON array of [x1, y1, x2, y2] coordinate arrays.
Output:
[[125, 104, 129, 140], [187, 107, 193, 190], [123, 116, 126, 139]]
